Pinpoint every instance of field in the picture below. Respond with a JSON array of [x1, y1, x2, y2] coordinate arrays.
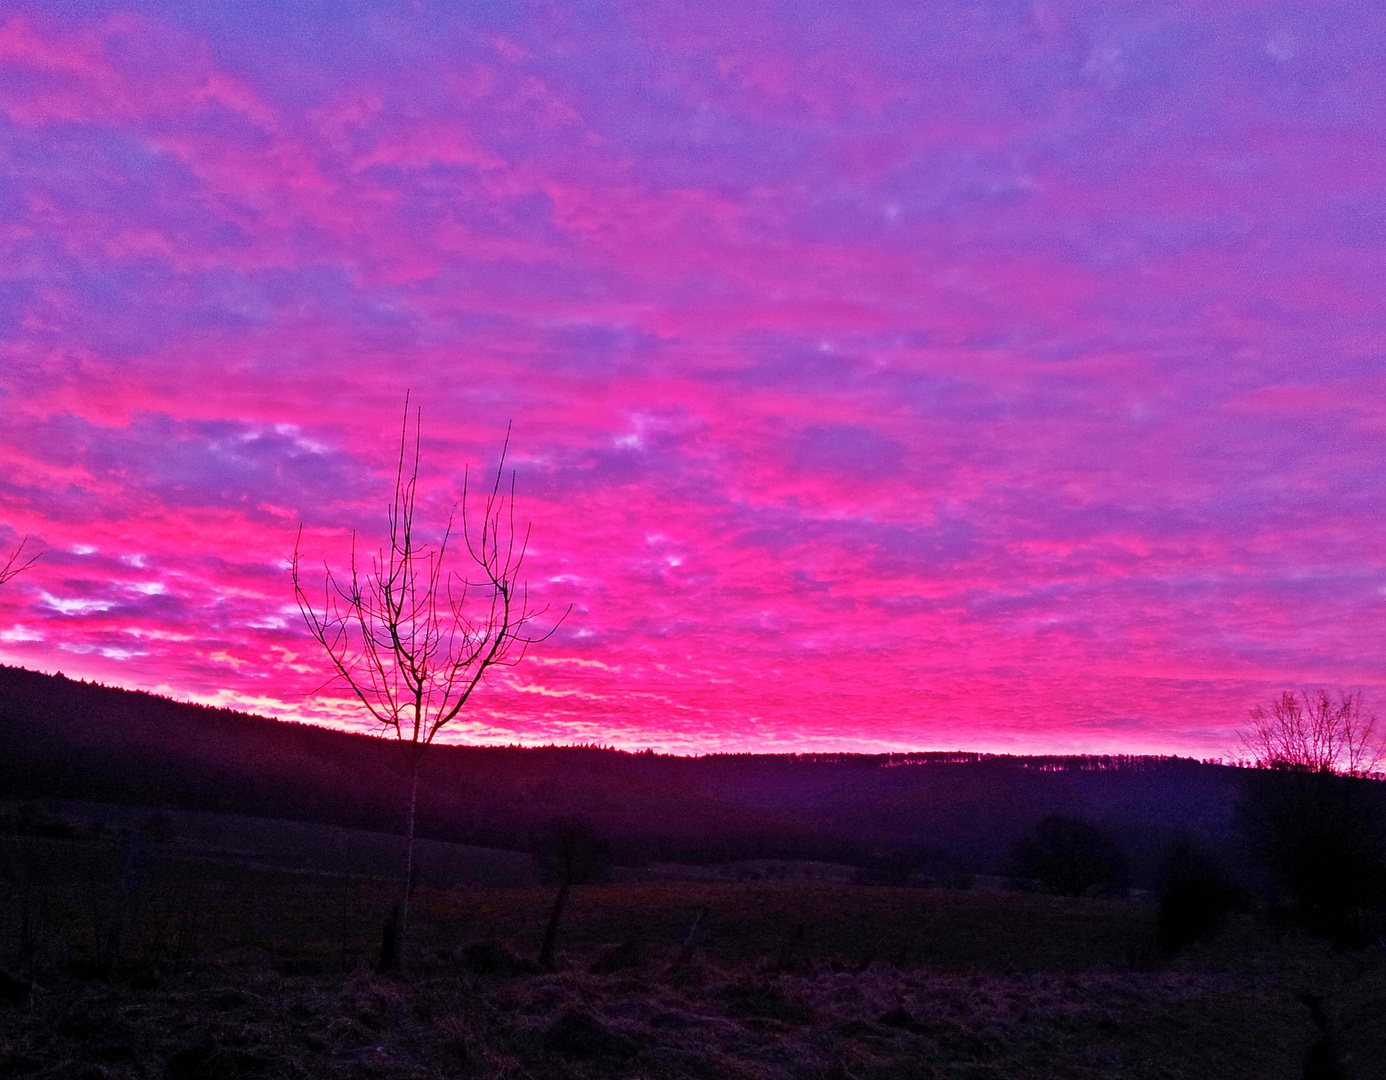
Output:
[[2, 814, 1384, 1079]]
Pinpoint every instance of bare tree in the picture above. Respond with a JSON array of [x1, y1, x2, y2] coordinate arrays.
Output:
[[1240, 689, 1385, 777], [292, 403, 567, 966], [0, 536, 38, 586]]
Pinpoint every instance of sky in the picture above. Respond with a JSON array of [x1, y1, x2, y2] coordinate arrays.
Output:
[[1, 1, 1384, 757]]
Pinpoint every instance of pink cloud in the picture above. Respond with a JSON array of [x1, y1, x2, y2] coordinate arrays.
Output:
[[1, 2, 1385, 759]]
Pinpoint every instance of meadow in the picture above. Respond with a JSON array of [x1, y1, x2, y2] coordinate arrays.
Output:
[[2, 809, 1383, 1079]]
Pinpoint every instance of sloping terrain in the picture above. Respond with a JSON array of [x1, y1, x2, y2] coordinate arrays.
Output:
[[0, 664, 1253, 881]]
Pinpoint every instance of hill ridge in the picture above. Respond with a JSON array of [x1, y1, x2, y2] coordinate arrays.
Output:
[[1, 663, 1244, 881]]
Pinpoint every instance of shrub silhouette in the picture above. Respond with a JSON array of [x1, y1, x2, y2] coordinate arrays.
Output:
[[534, 816, 612, 969], [1012, 814, 1128, 897], [1238, 767, 1386, 946], [1154, 837, 1242, 953]]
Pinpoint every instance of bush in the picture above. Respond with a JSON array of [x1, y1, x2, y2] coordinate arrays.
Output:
[[1012, 815, 1128, 898], [1238, 768, 1386, 946], [1155, 838, 1243, 953]]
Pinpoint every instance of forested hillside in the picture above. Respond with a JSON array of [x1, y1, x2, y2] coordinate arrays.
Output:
[[1, 665, 1248, 882]]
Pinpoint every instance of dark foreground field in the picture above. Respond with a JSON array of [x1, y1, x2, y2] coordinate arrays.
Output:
[[3, 825, 1385, 1080]]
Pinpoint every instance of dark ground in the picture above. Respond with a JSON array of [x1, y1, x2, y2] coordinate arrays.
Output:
[[3, 822, 1385, 1079]]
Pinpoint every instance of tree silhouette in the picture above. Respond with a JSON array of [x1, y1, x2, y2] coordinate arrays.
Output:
[[1012, 814, 1128, 898], [292, 402, 567, 966], [1240, 689, 1384, 777], [1154, 836, 1243, 953]]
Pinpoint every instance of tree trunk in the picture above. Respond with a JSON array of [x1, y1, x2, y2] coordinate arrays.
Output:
[[538, 881, 571, 971], [394, 750, 422, 971]]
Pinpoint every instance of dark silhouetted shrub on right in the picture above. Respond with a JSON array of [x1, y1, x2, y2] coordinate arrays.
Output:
[[1239, 767, 1386, 947], [1012, 814, 1128, 898], [1155, 837, 1243, 953]]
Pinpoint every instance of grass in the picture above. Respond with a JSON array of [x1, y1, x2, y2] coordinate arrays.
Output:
[[428, 882, 1153, 974], [1, 826, 1383, 1078]]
